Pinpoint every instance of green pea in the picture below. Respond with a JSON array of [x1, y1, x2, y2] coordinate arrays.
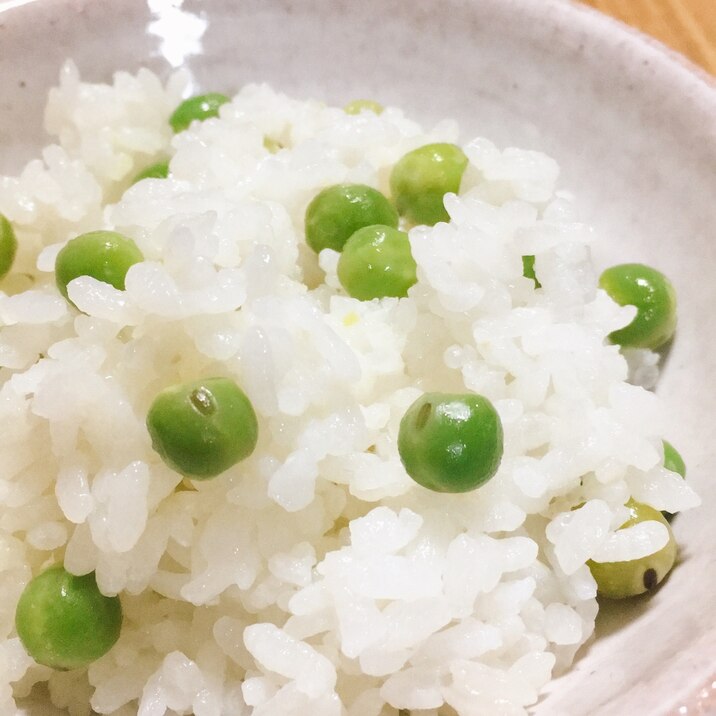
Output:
[[0, 214, 18, 280], [169, 93, 230, 133], [390, 143, 468, 226], [599, 263, 677, 350], [344, 99, 384, 115], [15, 565, 122, 670], [398, 392, 504, 493], [147, 377, 258, 480], [131, 160, 169, 185], [662, 440, 686, 478], [263, 136, 284, 154], [337, 225, 416, 300], [55, 231, 144, 305], [588, 500, 677, 599], [305, 184, 398, 254], [522, 255, 541, 287]]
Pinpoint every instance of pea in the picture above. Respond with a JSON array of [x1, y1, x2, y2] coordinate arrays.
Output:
[[599, 263, 677, 350], [398, 392, 504, 493], [522, 255, 541, 287], [15, 565, 122, 670], [337, 225, 416, 300], [390, 143, 468, 226], [263, 136, 284, 154], [588, 500, 677, 599], [169, 93, 230, 133], [662, 440, 686, 478], [344, 99, 384, 115], [0, 214, 18, 280], [131, 160, 169, 185], [55, 231, 144, 305], [147, 377, 258, 480], [305, 184, 398, 254]]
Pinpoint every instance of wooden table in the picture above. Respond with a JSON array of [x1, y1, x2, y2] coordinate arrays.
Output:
[[580, 0, 716, 75]]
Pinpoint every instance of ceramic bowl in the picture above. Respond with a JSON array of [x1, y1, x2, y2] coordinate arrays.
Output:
[[1, 0, 715, 714]]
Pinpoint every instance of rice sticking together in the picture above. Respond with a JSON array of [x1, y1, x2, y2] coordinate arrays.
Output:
[[0, 62, 701, 716]]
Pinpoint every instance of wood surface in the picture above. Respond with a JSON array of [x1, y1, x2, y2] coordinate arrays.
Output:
[[580, 0, 716, 75]]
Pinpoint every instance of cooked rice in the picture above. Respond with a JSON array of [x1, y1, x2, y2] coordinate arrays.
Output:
[[0, 62, 700, 716]]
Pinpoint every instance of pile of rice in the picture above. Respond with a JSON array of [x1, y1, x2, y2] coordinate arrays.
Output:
[[0, 63, 701, 716]]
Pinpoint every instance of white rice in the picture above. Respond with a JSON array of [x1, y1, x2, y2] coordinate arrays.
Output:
[[0, 62, 701, 716]]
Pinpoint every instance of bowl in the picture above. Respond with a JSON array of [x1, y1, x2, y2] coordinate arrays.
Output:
[[1, 0, 715, 714]]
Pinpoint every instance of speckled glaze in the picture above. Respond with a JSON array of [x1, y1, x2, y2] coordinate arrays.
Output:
[[1, 1, 715, 714]]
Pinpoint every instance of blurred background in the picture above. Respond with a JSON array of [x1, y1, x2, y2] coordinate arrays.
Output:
[[581, 0, 715, 74]]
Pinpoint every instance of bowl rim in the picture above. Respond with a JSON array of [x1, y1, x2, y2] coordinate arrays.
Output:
[[1, 0, 714, 104], [537, 0, 715, 93]]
